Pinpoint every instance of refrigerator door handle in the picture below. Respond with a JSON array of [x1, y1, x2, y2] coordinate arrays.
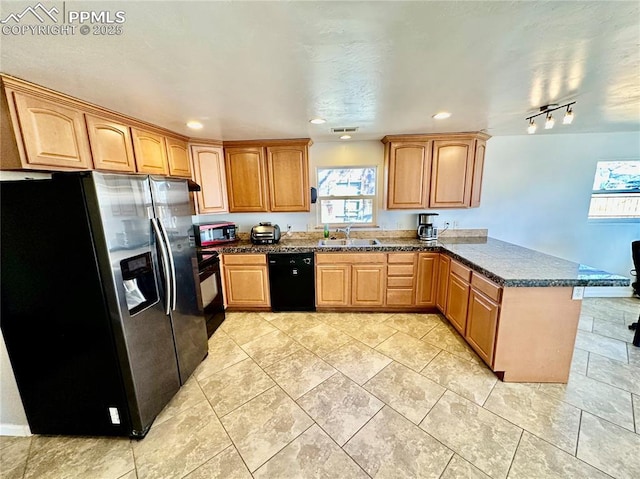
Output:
[[157, 219, 177, 311], [151, 218, 172, 315]]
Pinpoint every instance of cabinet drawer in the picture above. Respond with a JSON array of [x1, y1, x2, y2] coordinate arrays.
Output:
[[386, 289, 414, 306], [387, 277, 414, 288], [471, 273, 502, 302], [387, 264, 415, 276], [316, 253, 386, 264], [450, 260, 472, 282], [222, 254, 266, 265], [387, 253, 415, 264]]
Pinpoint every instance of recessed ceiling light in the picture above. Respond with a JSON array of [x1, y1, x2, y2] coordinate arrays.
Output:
[[432, 112, 451, 120], [186, 121, 203, 130], [340, 135, 351, 140], [309, 118, 326, 124]]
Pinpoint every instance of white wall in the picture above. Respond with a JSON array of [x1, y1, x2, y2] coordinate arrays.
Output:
[[199, 132, 639, 279], [0, 330, 30, 436]]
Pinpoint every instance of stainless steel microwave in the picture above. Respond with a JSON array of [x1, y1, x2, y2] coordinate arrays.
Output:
[[193, 222, 237, 247]]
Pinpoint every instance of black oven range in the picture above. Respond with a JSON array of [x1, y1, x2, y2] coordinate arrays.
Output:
[[196, 249, 225, 337]]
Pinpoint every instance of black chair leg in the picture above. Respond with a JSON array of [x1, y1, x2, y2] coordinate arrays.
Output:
[[633, 315, 640, 347]]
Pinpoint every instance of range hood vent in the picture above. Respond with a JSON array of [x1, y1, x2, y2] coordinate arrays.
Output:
[[331, 127, 359, 133]]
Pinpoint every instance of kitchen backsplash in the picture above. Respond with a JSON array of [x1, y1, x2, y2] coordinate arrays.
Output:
[[236, 228, 488, 241]]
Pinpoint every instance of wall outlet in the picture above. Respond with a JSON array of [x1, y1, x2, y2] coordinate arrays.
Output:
[[572, 286, 585, 300], [453, 220, 459, 229]]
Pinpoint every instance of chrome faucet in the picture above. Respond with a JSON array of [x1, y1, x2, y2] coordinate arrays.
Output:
[[336, 224, 352, 239]]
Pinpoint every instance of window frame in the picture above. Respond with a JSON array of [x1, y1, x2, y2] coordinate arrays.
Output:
[[316, 166, 378, 227], [587, 159, 640, 221]]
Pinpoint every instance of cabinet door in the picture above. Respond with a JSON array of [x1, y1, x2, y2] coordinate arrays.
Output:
[[436, 255, 451, 313], [470, 139, 486, 208], [386, 142, 430, 209], [225, 147, 269, 212], [85, 114, 135, 172], [430, 139, 475, 208], [316, 265, 350, 307], [166, 138, 192, 177], [266, 145, 310, 212], [352, 264, 385, 307], [446, 273, 470, 334], [190, 145, 228, 213], [12, 92, 92, 169], [415, 253, 438, 306], [223, 265, 270, 307], [131, 128, 168, 175], [466, 289, 499, 364]]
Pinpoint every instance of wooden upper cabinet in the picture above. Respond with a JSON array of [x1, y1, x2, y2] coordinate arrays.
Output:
[[11, 91, 93, 169], [131, 128, 168, 175], [382, 133, 489, 209], [430, 139, 475, 208], [85, 114, 135, 172], [470, 139, 486, 208], [224, 146, 269, 212], [166, 138, 192, 177], [266, 145, 310, 212], [385, 142, 430, 209], [190, 144, 228, 214], [224, 140, 311, 213]]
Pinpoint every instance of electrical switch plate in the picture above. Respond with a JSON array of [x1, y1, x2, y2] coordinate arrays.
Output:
[[572, 286, 585, 300], [108, 407, 121, 425]]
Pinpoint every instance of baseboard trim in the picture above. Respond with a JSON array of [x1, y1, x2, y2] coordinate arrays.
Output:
[[584, 286, 634, 298], [0, 423, 31, 436]]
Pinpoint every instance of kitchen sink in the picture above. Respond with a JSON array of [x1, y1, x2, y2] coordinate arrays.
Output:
[[317, 238, 382, 247]]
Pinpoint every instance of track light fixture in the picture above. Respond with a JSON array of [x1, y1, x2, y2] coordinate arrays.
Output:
[[525, 101, 575, 133]]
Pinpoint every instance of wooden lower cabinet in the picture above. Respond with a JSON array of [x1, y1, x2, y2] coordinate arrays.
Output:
[[446, 273, 470, 334], [316, 253, 385, 308], [386, 253, 417, 306], [221, 254, 270, 308], [352, 264, 385, 307], [316, 265, 350, 307], [435, 254, 450, 312], [466, 289, 499, 364], [415, 253, 438, 306]]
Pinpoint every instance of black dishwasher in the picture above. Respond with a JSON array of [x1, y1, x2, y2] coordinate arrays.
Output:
[[268, 252, 316, 312]]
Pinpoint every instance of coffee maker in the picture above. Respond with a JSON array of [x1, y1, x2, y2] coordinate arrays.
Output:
[[417, 213, 439, 241]]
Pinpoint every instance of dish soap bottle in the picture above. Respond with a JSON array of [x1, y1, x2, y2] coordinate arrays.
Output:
[[323, 224, 329, 239]]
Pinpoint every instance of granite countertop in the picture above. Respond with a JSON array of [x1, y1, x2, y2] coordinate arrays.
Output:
[[207, 236, 629, 288]]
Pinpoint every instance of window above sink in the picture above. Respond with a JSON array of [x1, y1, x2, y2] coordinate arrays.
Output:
[[317, 167, 377, 226]]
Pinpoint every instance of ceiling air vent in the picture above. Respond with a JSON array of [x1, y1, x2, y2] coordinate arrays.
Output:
[[331, 127, 359, 133]]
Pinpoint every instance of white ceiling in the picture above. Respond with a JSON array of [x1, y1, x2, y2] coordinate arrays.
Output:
[[1, 0, 639, 142]]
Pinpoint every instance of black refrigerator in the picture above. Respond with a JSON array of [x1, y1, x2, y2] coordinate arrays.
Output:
[[0, 171, 208, 438]]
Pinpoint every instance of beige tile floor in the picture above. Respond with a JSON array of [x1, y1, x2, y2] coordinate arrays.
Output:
[[1, 297, 639, 479]]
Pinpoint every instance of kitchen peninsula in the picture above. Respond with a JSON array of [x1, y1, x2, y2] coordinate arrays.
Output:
[[214, 235, 629, 383]]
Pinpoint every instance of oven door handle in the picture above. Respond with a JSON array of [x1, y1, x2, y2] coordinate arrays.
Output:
[[151, 218, 171, 315]]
